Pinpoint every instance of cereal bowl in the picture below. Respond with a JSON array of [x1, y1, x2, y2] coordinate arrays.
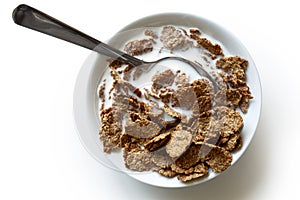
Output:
[[73, 13, 262, 188]]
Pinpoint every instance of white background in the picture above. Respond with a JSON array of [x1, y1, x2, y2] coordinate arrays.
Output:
[[1, 0, 299, 199]]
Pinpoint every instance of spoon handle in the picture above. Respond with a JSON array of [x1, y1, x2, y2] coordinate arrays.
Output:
[[12, 4, 143, 66]]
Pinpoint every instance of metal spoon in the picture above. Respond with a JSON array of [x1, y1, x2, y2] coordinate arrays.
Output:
[[12, 4, 217, 89]]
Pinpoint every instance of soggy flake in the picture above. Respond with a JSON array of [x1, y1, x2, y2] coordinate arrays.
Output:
[[125, 114, 161, 139], [151, 69, 176, 91], [124, 38, 154, 56], [132, 67, 144, 80], [151, 149, 174, 168], [123, 65, 134, 81], [144, 29, 158, 39], [166, 129, 193, 159], [214, 89, 229, 107], [203, 122, 221, 145], [160, 26, 188, 50], [124, 150, 154, 171], [175, 86, 198, 110], [174, 73, 190, 87]]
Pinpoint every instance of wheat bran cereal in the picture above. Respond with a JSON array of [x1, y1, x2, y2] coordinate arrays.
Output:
[[98, 25, 252, 182]]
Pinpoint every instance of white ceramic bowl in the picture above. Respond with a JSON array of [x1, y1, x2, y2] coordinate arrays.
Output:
[[73, 13, 262, 188]]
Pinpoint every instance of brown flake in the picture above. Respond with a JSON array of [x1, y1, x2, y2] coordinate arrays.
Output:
[[192, 95, 213, 114], [151, 149, 174, 168], [213, 106, 243, 137], [193, 162, 209, 173], [222, 133, 243, 151], [132, 67, 144, 80], [163, 104, 182, 119], [216, 56, 248, 72], [177, 163, 208, 182], [99, 107, 122, 153], [203, 120, 221, 145], [174, 73, 190, 86], [215, 87, 243, 107], [175, 144, 201, 169], [109, 60, 124, 70], [189, 29, 201, 35], [157, 168, 177, 178], [170, 163, 193, 174], [215, 56, 252, 113], [192, 78, 215, 97], [190, 33, 223, 55], [190, 112, 213, 143], [159, 88, 178, 105], [144, 131, 172, 151], [175, 86, 198, 110], [123, 150, 154, 171], [166, 129, 193, 158], [98, 79, 106, 110], [144, 29, 158, 39], [123, 65, 134, 81], [226, 88, 243, 106], [121, 134, 142, 152], [134, 88, 142, 98], [239, 95, 250, 113], [151, 69, 176, 91], [124, 38, 154, 56], [160, 26, 187, 50], [144, 88, 160, 99], [205, 146, 232, 173], [125, 114, 161, 139]]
